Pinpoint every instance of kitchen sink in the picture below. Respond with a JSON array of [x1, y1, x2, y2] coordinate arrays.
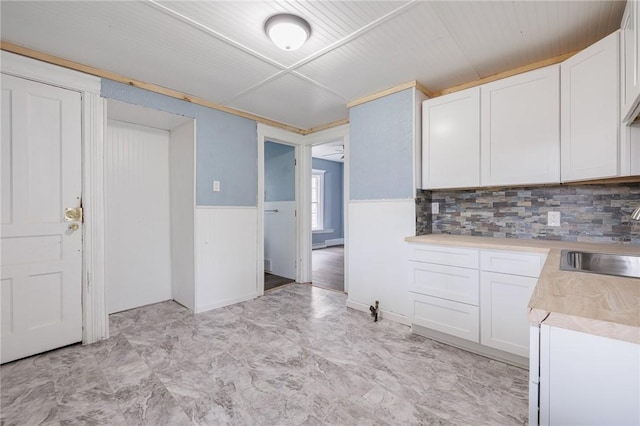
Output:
[[560, 250, 640, 279]]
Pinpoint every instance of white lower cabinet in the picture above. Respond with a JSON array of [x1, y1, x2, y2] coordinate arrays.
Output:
[[409, 243, 546, 363], [480, 272, 537, 357], [479, 249, 545, 357], [531, 324, 640, 426]]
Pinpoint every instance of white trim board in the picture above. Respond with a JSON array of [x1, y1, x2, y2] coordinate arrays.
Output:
[[1, 51, 100, 93]]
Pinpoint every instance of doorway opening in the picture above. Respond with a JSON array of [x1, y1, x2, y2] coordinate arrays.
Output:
[[311, 140, 345, 292], [105, 100, 195, 314], [263, 140, 297, 291]]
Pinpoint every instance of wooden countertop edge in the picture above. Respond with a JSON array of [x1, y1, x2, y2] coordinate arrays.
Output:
[[406, 234, 640, 343]]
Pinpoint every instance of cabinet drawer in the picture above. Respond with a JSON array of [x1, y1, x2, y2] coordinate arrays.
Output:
[[409, 244, 479, 268], [480, 250, 546, 277], [410, 293, 479, 343], [409, 262, 479, 305]]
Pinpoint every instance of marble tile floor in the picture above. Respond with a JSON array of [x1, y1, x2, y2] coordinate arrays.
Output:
[[1, 284, 529, 425]]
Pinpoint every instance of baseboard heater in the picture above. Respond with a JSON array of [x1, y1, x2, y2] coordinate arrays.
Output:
[[312, 238, 344, 250]]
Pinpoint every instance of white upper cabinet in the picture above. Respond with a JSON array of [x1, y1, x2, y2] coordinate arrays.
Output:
[[621, 0, 640, 123], [422, 87, 480, 189], [481, 65, 560, 186], [561, 31, 620, 182]]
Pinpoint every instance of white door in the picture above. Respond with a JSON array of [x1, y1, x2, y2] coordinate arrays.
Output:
[[1, 74, 83, 364]]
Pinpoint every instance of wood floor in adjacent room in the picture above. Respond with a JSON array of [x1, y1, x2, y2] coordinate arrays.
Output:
[[312, 245, 344, 292], [264, 272, 295, 291], [0, 285, 529, 425]]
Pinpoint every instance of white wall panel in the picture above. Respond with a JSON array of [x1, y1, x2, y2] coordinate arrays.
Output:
[[264, 201, 296, 280], [195, 207, 258, 313], [105, 120, 172, 314], [169, 120, 195, 310], [346, 199, 415, 319]]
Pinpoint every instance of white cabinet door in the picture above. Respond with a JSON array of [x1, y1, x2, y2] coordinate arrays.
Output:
[[480, 271, 537, 357], [539, 325, 640, 426], [422, 87, 480, 189], [561, 31, 620, 182], [1, 74, 83, 363], [481, 65, 560, 186], [621, 0, 640, 123]]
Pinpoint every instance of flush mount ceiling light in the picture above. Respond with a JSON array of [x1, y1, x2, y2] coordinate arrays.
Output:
[[264, 13, 311, 51]]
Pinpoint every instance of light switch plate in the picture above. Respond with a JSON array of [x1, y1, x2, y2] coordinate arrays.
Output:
[[213, 180, 220, 192], [432, 202, 439, 214], [548, 211, 561, 227]]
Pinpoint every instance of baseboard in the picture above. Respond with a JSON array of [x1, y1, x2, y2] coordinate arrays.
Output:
[[345, 299, 410, 326], [312, 238, 343, 250], [411, 324, 528, 368], [196, 292, 258, 314]]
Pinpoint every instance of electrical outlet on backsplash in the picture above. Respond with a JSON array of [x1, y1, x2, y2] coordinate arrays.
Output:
[[415, 183, 640, 245]]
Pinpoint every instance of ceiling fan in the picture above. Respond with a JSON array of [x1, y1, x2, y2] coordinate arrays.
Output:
[[322, 145, 344, 160]]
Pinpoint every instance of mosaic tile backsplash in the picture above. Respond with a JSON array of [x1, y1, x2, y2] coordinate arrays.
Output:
[[416, 183, 640, 245]]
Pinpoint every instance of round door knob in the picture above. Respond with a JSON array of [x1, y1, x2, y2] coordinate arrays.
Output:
[[68, 223, 79, 231]]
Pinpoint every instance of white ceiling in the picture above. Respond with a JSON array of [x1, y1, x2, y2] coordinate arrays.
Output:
[[0, 1, 625, 131], [312, 140, 344, 163]]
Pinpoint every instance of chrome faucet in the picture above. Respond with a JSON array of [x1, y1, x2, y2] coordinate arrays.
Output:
[[632, 206, 640, 221]]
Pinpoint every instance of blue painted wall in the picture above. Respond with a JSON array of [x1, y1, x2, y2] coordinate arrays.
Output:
[[265, 141, 295, 202], [349, 88, 414, 200], [312, 158, 344, 245], [101, 79, 257, 206]]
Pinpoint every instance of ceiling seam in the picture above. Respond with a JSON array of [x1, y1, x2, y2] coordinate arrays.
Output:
[[290, 71, 351, 102], [222, 68, 350, 108], [219, 70, 289, 105], [144, 0, 288, 71], [427, 3, 483, 83], [286, 1, 420, 73]]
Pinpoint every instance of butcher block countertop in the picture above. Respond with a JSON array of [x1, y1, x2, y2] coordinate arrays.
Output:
[[405, 234, 640, 344]]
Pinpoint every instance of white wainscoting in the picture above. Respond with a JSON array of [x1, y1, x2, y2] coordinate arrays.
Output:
[[264, 201, 296, 280], [346, 199, 415, 321], [105, 120, 172, 314], [195, 207, 258, 313]]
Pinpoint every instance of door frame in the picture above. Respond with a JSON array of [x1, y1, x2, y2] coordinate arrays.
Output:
[[306, 126, 349, 293], [257, 124, 305, 294], [256, 123, 349, 294], [1, 51, 107, 344]]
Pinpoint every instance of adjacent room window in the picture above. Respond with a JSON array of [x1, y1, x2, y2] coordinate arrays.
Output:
[[311, 169, 325, 230]]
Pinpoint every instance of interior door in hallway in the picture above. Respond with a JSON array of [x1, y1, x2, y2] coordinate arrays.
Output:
[[264, 141, 297, 281], [1, 74, 83, 364]]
